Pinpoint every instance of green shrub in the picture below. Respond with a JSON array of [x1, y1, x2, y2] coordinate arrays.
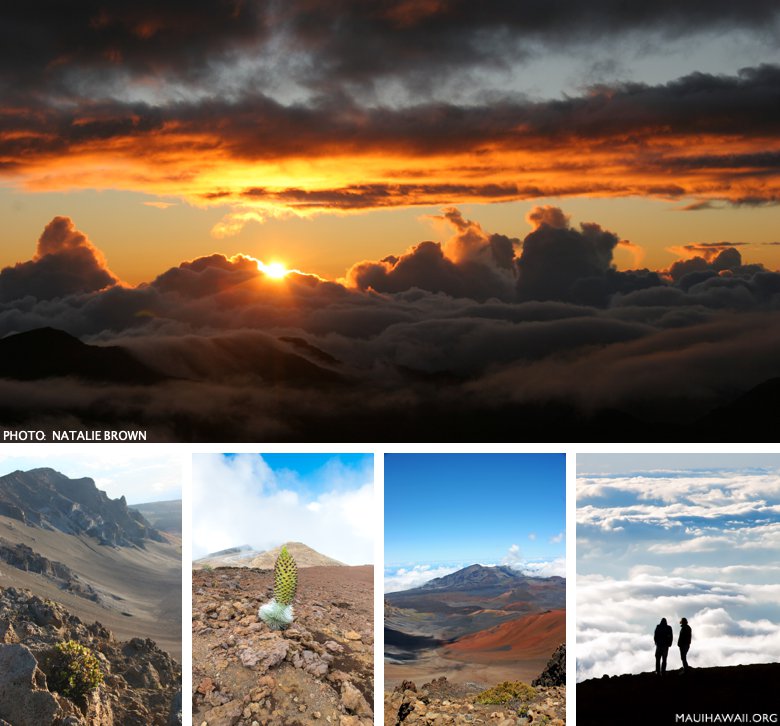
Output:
[[48, 640, 104, 701], [474, 681, 536, 705]]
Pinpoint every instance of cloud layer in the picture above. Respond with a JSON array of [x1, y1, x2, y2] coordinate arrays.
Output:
[[577, 463, 780, 681], [1, 209, 779, 439]]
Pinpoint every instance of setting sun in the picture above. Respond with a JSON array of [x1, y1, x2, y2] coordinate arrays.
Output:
[[258, 261, 288, 280]]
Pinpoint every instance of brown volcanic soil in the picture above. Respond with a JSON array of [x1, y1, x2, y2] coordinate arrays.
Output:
[[578, 663, 780, 726], [386, 610, 564, 688], [193, 565, 373, 725], [0, 514, 182, 659], [444, 610, 565, 664]]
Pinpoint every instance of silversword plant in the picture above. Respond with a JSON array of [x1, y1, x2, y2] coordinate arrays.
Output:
[[258, 545, 298, 630]]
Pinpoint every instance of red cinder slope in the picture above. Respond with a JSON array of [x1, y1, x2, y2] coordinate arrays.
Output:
[[443, 609, 565, 663]]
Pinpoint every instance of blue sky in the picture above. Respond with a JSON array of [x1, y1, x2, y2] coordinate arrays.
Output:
[[577, 455, 780, 681], [192, 453, 374, 564], [385, 453, 565, 591]]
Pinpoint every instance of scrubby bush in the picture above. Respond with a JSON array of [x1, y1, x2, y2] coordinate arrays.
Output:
[[48, 640, 104, 701], [474, 681, 536, 705]]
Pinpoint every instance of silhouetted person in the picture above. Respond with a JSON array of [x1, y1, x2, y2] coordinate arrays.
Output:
[[654, 617, 673, 675], [678, 617, 692, 671]]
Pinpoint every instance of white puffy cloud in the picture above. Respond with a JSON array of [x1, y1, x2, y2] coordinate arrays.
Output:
[[191, 454, 373, 565], [577, 463, 780, 682], [502, 542, 565, 577], [384, 564, 463, 593], [577, 573, 780, 681]]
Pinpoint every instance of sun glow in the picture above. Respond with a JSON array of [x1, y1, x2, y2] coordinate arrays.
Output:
[[258, 260, 289, 279]]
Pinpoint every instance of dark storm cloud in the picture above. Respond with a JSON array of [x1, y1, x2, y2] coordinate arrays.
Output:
[[9, 65, 780, 158], [2, 1, 776, 97], [0, 1, 265, 99], [0, 216, 117, 303]]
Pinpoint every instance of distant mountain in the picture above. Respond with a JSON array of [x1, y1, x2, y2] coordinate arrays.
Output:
[[700, 376, 780, 433], [195, 541, 346, 570], [418, 564, 527, 591], [130, 499, 182, 535], [0, 468, 165, 547], [249, 541, 345, 569], [577, 662, 780, 726], [193, 545, 261, 569], [390, 564, 565, 602], [0, 327, 164, 384]]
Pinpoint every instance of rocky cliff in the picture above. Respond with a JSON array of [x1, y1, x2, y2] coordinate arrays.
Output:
[[0, 586, 181, 726], [0, 468, 164, 547]]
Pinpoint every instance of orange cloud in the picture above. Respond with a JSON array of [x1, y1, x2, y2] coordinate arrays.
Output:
[[1, 66, 780, 233]]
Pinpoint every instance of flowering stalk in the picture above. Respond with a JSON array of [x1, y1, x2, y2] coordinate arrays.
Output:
[[258, 545, 298, 630]]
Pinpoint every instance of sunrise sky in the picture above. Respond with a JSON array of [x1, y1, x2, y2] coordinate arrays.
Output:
[[2, 1, 780, 284], [2, 3, 780, 441]]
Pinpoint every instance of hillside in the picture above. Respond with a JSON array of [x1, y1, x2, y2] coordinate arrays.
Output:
[[443, 609, 565, 664], [385, 564, 566, 688], [249, 541, 345, 569], [0, 468, 165, 547], [578, 663, 780, 726], [0, 468, 181, 659], [0, 327, 164, 384], [194, 541, 345, 570], [130, 499, 182, 535], [193, 545, 261, 569]]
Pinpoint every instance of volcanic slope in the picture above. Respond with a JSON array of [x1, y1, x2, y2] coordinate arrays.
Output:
[[385, 565, 565, 687], [194, 540, 346, 570], [0, 468, 181, 659], [193, 561, 373, 725], [130, 499, 182, 535]]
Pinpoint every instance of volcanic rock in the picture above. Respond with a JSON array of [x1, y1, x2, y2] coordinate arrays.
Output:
[[533, 644, 566, 687], [0, 468, 164, 547]]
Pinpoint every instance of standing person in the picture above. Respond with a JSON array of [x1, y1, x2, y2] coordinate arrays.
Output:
[[678, 617, 692, 671], [654, 617, 674, 675]]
